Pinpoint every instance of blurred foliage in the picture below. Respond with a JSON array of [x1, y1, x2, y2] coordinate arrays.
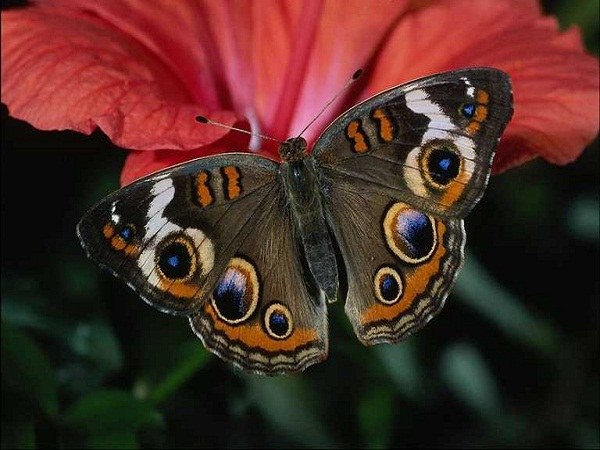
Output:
[[1, 0, 598, 448]]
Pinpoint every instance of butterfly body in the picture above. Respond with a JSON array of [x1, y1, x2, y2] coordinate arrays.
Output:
[[78, 68, 513, 374], [279, 138, 340, 303]]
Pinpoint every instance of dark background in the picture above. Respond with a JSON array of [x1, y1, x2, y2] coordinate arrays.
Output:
[[2, 0, 598, 448]]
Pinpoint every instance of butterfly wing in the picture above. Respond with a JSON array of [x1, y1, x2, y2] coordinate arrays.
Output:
[[312, 68, 513, 344], [78, 154, 327, 374], [189, 186, 329, 374], [314, 67, 513, 218], [319, 178, 466, 344]]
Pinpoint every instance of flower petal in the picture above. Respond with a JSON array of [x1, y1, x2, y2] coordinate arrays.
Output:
[[366, 0, 599, 173], [1, 5, 242, 150], [120, 128, 253, 186], [268, 0, 418, 143], [2, 0, 417, 155], [61, 0, 426, 143], [52, 1, 436, 145]]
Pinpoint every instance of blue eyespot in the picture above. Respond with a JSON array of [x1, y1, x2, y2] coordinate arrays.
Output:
[[396, 210, 435, 261], [438, 157, 451, 171], [380, 274, 399, 302], [385, 203, 437, 264], [118, 224, 135, 241], [158, 241, 192, 279], [264, 303, 293, 339], [374, 267, 403, 304], [427, 148, 460, 185], [461, 103, 475, 118], [167, 255, 179, 268], [211, 258, 259, 324], [269, 312, 288, 335], [214, 271, 248, 320]]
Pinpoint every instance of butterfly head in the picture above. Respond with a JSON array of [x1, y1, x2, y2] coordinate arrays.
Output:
[[278, 137, 307, 162]]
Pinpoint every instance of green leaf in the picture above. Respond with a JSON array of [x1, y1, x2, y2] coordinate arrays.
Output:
[[2, 278, 122, 372], [357, 385, 394, 449], [1, 277, 72, 337], [555, 0, 599, 53], [144, 341, 211, 405], [573, 421, 600, 449], [244, 376, 335, 448], [63, 389, 164, 435], [440, 343, 499, 418], [374, 341, 422, 399], [133, 311, 196, 377], [87, 431, 139, 449], [70, 321, 123, 372], [59, 258, 100, 299], [1, 419, 35, 449], [1, 321, 58, 417], [567, 196, 599, 242], [456, 251, 559, 356]]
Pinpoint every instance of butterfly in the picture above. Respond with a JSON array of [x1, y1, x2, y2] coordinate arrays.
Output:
[[77, 67, 513, 375]]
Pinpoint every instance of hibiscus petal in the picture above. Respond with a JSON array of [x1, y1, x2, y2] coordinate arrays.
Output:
[[46, 0, 420, 145], [120, 128, 252, 186], [4, 0, 596, 180], [268, 0, 418, 143], [366, 0, 599, 173], [1, 5, 242, 150], [32, 0, 306, 146]]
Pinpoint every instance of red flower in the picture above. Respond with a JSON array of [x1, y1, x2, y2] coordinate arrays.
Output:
[[1, 0, 598, 186]]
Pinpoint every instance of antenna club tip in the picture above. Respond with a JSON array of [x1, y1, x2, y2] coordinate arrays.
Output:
[[195, 115, 209, 123], [352, 69, 363, 80]]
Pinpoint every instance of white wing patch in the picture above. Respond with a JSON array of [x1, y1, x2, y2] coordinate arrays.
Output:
[[145, 178, 175, 236], [138, 177, 215, 288], [404, 89, 476, 196]]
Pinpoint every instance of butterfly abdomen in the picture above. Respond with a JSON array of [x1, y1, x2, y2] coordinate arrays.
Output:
[[280, 158, 339, 303]]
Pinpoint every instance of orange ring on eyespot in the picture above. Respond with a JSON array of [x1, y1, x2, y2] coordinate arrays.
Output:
[[419, 140, 463, 190], [155, 234, 198, 282]]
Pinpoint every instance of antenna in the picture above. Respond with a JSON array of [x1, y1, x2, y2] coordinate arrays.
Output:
[[196, 68, 363, 143], [195, 115, 283, 144], [296, 69, 363, 138]]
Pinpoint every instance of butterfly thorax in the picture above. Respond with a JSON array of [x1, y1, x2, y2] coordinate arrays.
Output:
[[280, 142, 339, 303], [278, 137, 307, 162]]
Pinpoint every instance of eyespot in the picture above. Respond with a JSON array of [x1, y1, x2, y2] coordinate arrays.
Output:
[[383, 202, 437, 264], [374, 266, 404, 305], [211, 257, 259, 325], [117, 224, 136, 242], [420, 141, 462, 188], [156, 234, 197, 281], [426, 148, 460, 185], [460, 103, 476, 118], [264, 302, 293, 340], [103, 222, 138, 255]]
